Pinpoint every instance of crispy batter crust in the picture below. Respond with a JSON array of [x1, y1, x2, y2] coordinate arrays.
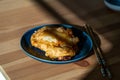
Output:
[[30, 26, 79, 60]]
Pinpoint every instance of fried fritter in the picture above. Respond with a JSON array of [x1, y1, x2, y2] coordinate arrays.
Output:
[[30, 26, 79, 60]]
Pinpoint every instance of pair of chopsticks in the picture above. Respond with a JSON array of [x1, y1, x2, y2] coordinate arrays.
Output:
[[84, 24, 112, 79]]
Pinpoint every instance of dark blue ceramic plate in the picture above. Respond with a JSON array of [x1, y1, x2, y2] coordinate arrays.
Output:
[[20, 24, 93, 64], [104, 0, 120, 11]]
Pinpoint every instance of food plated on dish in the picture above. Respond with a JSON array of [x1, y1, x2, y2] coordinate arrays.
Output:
[[20, 24, 93, 64], [31, 26, 79, 60]]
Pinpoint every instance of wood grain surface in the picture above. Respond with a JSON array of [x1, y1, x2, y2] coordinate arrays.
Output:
[[0, 0, 120, 80]]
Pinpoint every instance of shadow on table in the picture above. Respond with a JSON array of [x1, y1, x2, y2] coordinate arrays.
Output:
[[32, 0, 120, 80]]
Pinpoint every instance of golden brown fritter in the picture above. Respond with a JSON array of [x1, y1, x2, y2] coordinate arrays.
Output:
[[30, 26, 79, 60]]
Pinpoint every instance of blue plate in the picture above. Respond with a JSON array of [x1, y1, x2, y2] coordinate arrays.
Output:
[[104, 0, 120, 11], [20, 24, 93, 64]]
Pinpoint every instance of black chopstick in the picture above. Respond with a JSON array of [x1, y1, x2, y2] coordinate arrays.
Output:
[[85, 24, 112, 79]]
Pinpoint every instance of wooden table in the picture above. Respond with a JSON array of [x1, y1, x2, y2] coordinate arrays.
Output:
[[0, 0, 120, 80]]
